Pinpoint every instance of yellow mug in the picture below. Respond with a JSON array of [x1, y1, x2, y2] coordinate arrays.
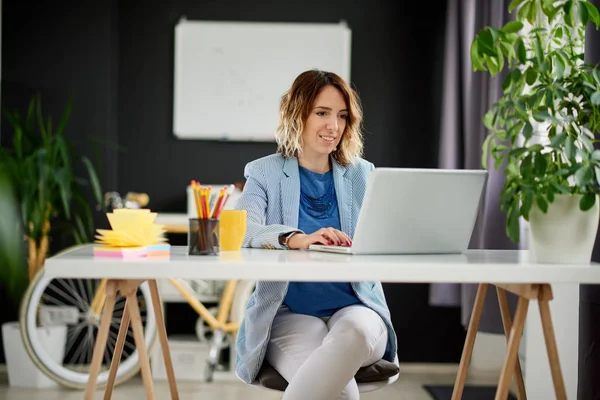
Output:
[[219, 210, 247, 251]]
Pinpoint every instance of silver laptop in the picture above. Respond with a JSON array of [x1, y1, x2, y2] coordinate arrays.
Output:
[[308, 168, 488, 255]]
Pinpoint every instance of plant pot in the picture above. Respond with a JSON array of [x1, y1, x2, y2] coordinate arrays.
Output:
[[528, 194, 600, 264], [1, 321, 67, 388]]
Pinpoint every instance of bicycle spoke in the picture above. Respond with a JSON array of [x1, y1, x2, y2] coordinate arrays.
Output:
[[68, 325, 91, 367], [104, 332, 115, 367], [114, 300, 126, 313], [86, 279, 95, 309], [123, 334, 136, 354], [76, 279, 90, 306], [86, 324, 94, 365], [41, 293, 70, 307], [47, 281, 87, 310], [65, 321, 87, 351], [65, 279, 90, 310]]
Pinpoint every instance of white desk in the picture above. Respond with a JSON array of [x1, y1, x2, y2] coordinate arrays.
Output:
[[44, 246, 600, 399]]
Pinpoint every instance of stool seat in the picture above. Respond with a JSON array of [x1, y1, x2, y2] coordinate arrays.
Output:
[[247, 357, 400, 393]]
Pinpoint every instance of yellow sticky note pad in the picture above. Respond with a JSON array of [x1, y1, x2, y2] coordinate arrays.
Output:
[[95, 209, 168, 253]]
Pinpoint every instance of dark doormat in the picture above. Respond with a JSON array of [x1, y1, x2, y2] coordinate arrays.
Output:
[[423, 385, 517, 400]]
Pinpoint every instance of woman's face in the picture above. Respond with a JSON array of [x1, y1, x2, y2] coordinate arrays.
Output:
[[301, 85, 348, 159]]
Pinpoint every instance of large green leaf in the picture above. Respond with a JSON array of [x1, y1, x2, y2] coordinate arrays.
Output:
[[55, 98, 72, 137], [551, 180, 570, 194], [517, 39, 527, 63], [35, 94, 49, 143], [533, 153, 548, 176], [554, 55, 566, 78], [521, 190, 534, 219], [477, 30, 498, 57], [575, 165, 594, 186], [584, 1, 600, 27], [509, 0, 528, 13], [526, 67, 538, 85], [54, 135, 72, 175], [73, 192, 95, 240], [73, 215, 88, 244], [551, 132, 567, 148], [470, 40, 487, 71], [0, 170, 27, 306], [53, 167, 72, 219], [82, 156, 102, 205], [565, 0, 576, 27], [536, 194, 549, 213], [503, 21, 524, 33], [580, 192, 597, 211], [507, 203, 521, 242], [579, 0, 590, 25], [482, 134, 494, 169], [565, 135, 576, 160]]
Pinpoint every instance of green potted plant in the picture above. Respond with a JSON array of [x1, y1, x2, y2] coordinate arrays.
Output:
[[471, 0, 600, 263], [0, 93, 103, 387]]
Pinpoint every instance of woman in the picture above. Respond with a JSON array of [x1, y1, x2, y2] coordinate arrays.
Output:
[[234, 69, 398, 400]]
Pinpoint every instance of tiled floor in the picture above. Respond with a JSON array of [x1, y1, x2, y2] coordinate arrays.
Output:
[[0, 364, 502, 400]]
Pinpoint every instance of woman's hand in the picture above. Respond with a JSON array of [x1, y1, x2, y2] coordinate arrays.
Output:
[[287, 227, 352, 249]]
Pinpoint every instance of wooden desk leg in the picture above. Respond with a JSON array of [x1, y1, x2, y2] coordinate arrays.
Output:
[[149, 280, 179, 399], [452, 283, 489, 400], [496, 287, 527, 400], [126, 288, 156, 400], [495, 296, 529, 400], [538, 285, 567, 400], [104, 297, 132, 400], [85, 280, 118, 400]]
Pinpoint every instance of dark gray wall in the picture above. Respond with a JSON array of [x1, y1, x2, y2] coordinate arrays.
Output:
[[116, 0, 447, 210], [0, 0, 119, 363], [1, 0, 466, 364]]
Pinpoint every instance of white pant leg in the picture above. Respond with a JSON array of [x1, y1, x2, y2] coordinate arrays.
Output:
[[266, 306, 330, 382], [324, 305, 388, 400], [266, 305, 388, 400]]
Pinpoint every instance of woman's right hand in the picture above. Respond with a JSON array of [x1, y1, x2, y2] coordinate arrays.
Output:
[[287, 227, 352, 249]]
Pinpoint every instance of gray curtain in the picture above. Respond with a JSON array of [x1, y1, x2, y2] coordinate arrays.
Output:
[[429, 0, 518, 333]]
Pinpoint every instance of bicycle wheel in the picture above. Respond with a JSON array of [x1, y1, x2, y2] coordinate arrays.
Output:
[[19, 269, 158, 389]]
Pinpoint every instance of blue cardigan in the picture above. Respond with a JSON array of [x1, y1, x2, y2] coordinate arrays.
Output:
[[234, 153, 398, 384]]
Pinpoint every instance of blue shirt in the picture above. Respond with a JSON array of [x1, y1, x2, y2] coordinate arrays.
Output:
[[283, 166, 361, 317]]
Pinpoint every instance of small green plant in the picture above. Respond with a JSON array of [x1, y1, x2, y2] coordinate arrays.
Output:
[[471, 0, 600, 242], [0, 94, 102, 304]]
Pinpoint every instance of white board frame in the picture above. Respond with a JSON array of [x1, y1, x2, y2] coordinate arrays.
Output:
[[172, 19, 352, 141]]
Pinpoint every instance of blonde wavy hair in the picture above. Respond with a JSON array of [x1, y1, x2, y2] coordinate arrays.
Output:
[[275, 69, 364, 166]]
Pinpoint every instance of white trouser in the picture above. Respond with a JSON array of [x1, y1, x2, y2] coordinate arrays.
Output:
[[265, 304, 388, 400]]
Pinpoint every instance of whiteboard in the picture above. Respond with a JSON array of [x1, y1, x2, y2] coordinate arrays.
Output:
[[173, 19, 352, 141]]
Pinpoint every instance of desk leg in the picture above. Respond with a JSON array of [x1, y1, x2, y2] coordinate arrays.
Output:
[[126, 289, 156, 400], [452, 283, 488, 400], [496, 287, 527, 400], [149, 280, 179, 399], [495, 296, 529, 400], [85, 280, 117, 400], [538, 285, 567, 399], [104, 297, 132, 400]]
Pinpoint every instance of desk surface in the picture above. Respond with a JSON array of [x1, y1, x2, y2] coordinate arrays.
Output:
[[43, 245, 600, 284]]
